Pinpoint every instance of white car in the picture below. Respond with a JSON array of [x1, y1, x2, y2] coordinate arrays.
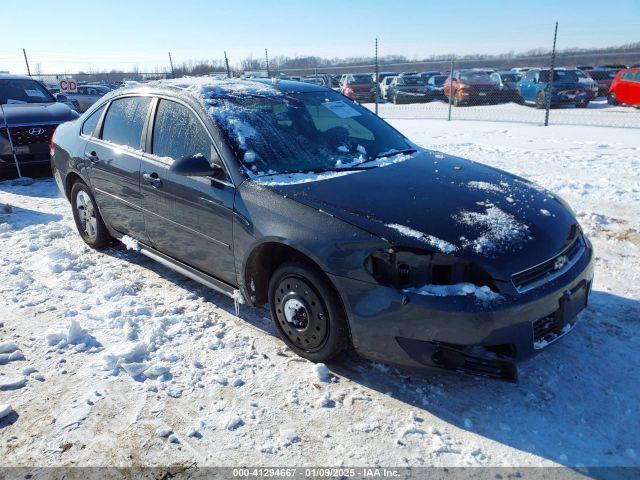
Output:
[[379, 76, 396, 100], [65, 85, 111, 112]]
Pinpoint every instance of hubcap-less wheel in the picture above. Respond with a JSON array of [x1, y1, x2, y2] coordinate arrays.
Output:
[[75, 190, 97, 240], [274, 275, 328, 350]]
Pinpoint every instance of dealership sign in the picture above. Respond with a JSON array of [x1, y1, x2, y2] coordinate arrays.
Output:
[[59, 79, 78, 93]]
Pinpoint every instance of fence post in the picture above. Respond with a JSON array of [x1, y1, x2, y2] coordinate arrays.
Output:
[[23, 49, 31, 77], [447, 58, 454, 121], [265, 49, 270, 78], [375, 38, 379, 116], [545, 22, 558, 126], [168, 52, 175, 79], [224, 51, 231, 78]]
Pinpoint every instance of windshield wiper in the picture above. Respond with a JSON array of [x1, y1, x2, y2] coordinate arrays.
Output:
[[373, 148, 417, 160]]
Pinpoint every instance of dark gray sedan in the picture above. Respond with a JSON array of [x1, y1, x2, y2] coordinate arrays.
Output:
[[51, 78, 593, 381]]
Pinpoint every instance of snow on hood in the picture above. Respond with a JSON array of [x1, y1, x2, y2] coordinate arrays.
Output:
[[261, 150, 579, 278]]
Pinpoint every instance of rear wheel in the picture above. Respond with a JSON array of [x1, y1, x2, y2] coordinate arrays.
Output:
[[268, 260, 349, 363], [71, 180, 111, 248], [607, 92, 619, 105]]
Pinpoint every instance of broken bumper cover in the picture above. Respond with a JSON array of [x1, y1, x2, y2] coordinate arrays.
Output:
[[329, 239, 594, 381]]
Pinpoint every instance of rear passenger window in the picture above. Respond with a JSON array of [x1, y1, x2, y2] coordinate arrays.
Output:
[[101, 96, 151, 150], [81, 104, 106, 136], [152, 99, 215, 162]]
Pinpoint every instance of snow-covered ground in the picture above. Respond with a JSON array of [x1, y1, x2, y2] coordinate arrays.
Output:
[[368, 98, 640, 129], [1, 119, 639, 469]]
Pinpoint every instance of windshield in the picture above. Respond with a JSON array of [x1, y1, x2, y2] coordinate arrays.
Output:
[[499, 73, 520, 82], [540, 70, 580, 83], [400, 77, 425, 85], [0, 79, 56, 105], [208, 90, 412, 176], [589, 70, 617, 80], [350, 75, 374, 84], [459, 72, 491, 82]]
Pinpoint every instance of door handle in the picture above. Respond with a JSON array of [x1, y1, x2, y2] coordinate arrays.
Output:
[[85, 151, 99, 163], [142, 172, 162, 188]]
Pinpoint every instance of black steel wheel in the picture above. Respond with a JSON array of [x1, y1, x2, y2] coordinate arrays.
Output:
[[269, 260, 349, 362]]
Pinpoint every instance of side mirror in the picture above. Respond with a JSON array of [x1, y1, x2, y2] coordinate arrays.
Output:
[[56, 93, 69, 102], [170, 154, 222, 177]]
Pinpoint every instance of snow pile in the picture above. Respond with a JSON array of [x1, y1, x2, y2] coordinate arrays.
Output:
[[405, 283, 501, 302], [313, 363, 331, 382], [120, 235, 140, 251], [387, 223, 458, 253], [0, 404, 13, 419], [0, 376, 26, 391], [0, 341, 19, 354], [45, 319, 100, 350], [454, 204, 530, 254], [101, 341, 149, 376]]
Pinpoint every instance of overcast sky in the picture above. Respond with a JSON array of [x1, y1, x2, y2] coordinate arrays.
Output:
[[1, 0, 638, 74]]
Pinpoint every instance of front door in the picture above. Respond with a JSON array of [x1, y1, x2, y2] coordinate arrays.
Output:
[[85, 95, 151, 241], [140, 98, 236, 285]]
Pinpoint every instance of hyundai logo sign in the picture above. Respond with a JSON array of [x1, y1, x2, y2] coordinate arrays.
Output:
[[28, 127, 45, 136]]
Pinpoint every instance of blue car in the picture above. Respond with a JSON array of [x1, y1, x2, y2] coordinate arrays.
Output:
[[517, 69, 590, 108]]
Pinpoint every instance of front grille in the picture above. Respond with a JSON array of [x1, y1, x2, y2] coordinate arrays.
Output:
[[533, 315, 557, 342], [512, 232, 585, 293], [0, 124, 58, 147]]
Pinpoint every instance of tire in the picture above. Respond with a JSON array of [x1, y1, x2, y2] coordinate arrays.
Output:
[[392, 93, 399, 104], [576, 101, 589, 108], [607, 93, 619, 105], [70, 180, 111, 248], [268, 260, 349, 363]]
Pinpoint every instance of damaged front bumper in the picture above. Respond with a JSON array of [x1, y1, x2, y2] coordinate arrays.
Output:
[[329, 240, 594, 382]]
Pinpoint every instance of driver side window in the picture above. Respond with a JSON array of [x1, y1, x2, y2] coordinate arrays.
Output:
[[152, 99, 220, 167]]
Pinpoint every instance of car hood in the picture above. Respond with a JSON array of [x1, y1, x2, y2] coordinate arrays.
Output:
[[397, 85, 429, 92], [0, 102, 79, 126], [260, 151, 578, 279]]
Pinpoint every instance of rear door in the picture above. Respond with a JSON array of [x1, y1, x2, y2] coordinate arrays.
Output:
[[84, 95, 151, 241], [140, 98, 236, 284]]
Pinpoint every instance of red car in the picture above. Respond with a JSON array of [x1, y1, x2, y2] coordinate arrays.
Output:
[[608, 68, 640, 106], [443, 70, 501, 106]]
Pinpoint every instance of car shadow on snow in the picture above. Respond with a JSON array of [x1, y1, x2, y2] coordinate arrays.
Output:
[[0, 206, 62, 233], [329, 290, 640, 472]]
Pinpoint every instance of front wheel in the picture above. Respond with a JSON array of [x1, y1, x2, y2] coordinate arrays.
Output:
[[269, 261, 349, 363], [71, 180, 111, 248], [607, 93, 619, 105]]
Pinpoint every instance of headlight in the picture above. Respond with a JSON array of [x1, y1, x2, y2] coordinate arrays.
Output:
[[457, 83, 471, 90], [365, 248, 495, 290]]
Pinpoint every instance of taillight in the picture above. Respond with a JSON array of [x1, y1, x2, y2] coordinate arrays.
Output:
[[49, 127, 57, 156]]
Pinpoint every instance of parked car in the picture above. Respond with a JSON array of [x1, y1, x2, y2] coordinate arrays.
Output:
[[570, 68, 599, 100], [517, 69, 589, 108], [0, 74, 78, 174], [65, 85, 111, 112], [340, 74, 376, 103], [443, 70, 501, 106], [376, 72, 395, 83], [47, 86, 82, 112], [51, 78, 593, 381], [597, 64, 627, 70], [418, 71, 442, 82], [608, 68, 640, 106], [427, 74, 448, 100], [379, 75, 396, 100], [586, 69, 619, 96], [489, 71, 522, 103], [386, 75, 434, 104]]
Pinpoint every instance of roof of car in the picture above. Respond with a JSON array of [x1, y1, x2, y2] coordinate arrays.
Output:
[[114, 77, 328, 101], [0, 73, 39, 81]]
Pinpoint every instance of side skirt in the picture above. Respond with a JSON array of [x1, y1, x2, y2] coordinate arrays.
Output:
[[110, 230, 242, 302]]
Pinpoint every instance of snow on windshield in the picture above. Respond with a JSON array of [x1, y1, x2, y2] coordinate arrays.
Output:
[[186, 84, 411, 177]]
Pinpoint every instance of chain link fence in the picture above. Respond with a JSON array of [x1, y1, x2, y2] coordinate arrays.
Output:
[[20, 48, 640, 128]]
